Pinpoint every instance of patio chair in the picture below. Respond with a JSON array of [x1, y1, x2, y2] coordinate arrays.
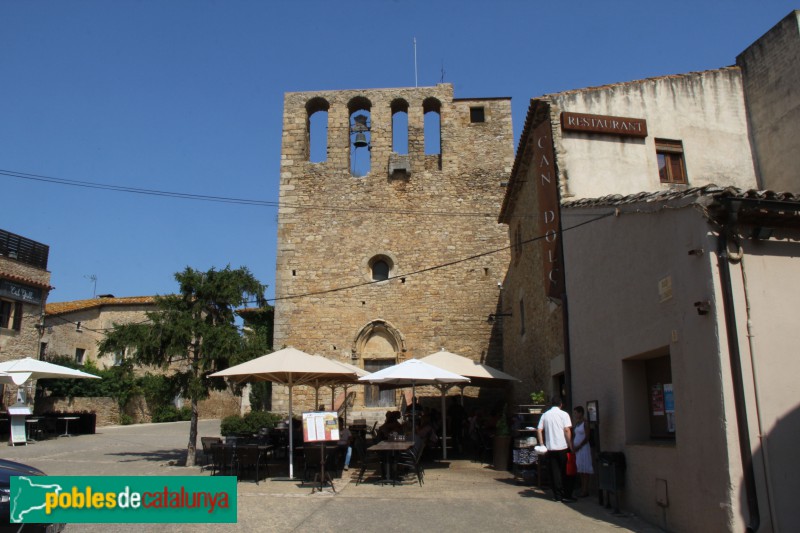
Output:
[[210, 443, 237, 477], [355, 444, 384, 485], [236, 444, 269, 484], [397, 438, 426, 486], [200, 437, 222, 469]]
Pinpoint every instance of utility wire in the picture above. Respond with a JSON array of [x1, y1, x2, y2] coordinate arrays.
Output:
[[261, 211, 614, 303], [0, 168, 537, 219]]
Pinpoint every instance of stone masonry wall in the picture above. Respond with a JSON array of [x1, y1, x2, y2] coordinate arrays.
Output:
[[274, 84, 514, 415], [0, 255, 51, 362]]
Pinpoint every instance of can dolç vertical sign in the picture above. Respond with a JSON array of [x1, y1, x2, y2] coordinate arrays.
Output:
[[533, 119, 563, 299]]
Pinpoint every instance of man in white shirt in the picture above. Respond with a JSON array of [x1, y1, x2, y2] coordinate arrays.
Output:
[[537, 396, 575, 503]]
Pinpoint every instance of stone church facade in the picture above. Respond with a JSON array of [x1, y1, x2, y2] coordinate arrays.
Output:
[[273, 83, 514, 416]]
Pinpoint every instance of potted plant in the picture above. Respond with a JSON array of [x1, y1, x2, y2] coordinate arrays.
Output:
[[529, 390, 546, 414], [493, 406, 512, 471]]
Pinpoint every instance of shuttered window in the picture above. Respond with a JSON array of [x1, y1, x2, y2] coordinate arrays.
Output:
[[656, 139, 687, 184]]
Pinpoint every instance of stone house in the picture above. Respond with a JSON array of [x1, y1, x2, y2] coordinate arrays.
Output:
[[0, 229, 52, 407], [43, 295, 156, 368], [498, 10, 799, 532], [273, 83, 514, 419], [41, 295, 240, 423]]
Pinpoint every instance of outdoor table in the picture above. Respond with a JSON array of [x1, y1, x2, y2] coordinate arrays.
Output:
[[58, 416, 79, 437], [25, 417, 42, 442], [368, 440, 414, 485]]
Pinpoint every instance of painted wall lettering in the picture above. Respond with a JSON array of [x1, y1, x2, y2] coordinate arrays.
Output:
[[533, 120, 563, 299]]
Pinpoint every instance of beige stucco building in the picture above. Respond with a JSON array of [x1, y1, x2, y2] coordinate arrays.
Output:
[[498, 10, 800, 532], [273, 84, 514, 417], [562, 188, 800, 532]]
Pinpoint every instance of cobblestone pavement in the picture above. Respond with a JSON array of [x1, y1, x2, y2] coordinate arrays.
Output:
[[3, 421, 663, 532]]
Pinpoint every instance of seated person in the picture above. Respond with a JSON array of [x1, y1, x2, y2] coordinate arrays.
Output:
[[416, 415, 439, 446], [336, 417, 353, 471], [377, 410, 404, 441]]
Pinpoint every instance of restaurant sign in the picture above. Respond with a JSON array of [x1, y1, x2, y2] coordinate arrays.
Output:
[[0, 279, 43, 304], [532, 119, 563, 300], [561, 111, 647, 138]]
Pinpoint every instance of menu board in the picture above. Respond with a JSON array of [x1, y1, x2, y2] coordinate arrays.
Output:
[[302, 411, 339, 443]]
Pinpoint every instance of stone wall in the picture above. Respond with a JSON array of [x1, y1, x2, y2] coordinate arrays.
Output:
[[274, 84, 514, 414], [0, 255, 51, 362], [737, 10, 800, 192], [36, 389, 241, 427], [36, 396, 120, 427]]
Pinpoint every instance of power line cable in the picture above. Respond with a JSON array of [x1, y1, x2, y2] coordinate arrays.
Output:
[[259, 211, 614, 303], [0, 168, 537, 219]]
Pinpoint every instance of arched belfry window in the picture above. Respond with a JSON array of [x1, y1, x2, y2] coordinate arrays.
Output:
[[348, 96, 372, 177], [306, 97, 329, 163], [423, 97, 441, 156], [391, 99, 409, 155]]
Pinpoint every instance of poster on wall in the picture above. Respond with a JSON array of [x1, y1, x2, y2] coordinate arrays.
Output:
[[650, 383, 665, 416], [664, 383, 675, 432], [302, 411, 339, 443]]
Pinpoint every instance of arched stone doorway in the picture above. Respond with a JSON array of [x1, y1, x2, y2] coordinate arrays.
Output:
[[352, 320, 405, 409]]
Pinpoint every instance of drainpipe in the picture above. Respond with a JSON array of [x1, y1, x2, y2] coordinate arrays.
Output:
[[717, 201, 760, 532]]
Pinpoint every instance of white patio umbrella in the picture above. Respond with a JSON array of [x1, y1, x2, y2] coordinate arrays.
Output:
[[210, 347, 359, 479], [421, 349, 520, 459], [359, 358, 468, 443], [0, 357, 101, 387]]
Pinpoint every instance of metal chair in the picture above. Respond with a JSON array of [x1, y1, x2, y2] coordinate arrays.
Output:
[[201, 437, 222, 469], [236, 445, 269, 484], [397, 438, 426, 486]]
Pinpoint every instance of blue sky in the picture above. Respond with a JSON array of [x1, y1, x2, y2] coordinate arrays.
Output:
[[1, 1, 796, 304]]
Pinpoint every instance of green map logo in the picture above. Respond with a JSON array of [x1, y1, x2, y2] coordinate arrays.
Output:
[[11, 476, 237, 523]]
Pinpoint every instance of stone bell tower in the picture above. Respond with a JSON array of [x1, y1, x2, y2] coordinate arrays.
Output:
[[273, 84, 514, 417]]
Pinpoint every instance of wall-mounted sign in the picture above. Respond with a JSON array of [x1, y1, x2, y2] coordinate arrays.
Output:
[[561, 111, 647, 138], [0, 279, 42, 304], [532, 119, 563, 300]]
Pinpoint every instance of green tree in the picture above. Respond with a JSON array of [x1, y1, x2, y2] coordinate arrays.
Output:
[[99, 265, 265, 466]]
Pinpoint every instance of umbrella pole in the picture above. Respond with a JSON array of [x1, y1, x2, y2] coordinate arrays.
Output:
[[288, 381, 294, 479], [411, 383, 416, 443], [441, 386, 447, 460]]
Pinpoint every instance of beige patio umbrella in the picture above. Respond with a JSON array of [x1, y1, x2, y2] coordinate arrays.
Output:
[[210, 347, 359, 479], [325, 360, 370, 424], [420, 349, 520, 390], [420, 349, 519, 459]]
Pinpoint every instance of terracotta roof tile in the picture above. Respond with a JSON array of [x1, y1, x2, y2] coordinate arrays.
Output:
[[45, 296, 157, 316], [0, 272, 54, 290], [562, 185, 800, 209]]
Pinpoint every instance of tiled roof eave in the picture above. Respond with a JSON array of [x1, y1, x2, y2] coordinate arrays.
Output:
[[0, 272, 54, 291]]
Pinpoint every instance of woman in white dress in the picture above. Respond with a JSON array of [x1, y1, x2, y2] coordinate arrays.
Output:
[[572, 406, 594, 497]]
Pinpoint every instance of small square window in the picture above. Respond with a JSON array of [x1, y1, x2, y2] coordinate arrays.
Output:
[[470, 107, 485, 123], [75, 348, 86, 365], [655, 139, 687, 184]]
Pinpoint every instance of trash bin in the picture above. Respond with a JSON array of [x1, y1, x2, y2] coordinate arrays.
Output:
[[598, 451, 626, 491]]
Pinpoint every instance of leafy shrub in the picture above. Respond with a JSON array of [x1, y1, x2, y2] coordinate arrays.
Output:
[[221, 410, 283, 436], [119, 413, 134, 425], [150, 405, 192, 423]]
